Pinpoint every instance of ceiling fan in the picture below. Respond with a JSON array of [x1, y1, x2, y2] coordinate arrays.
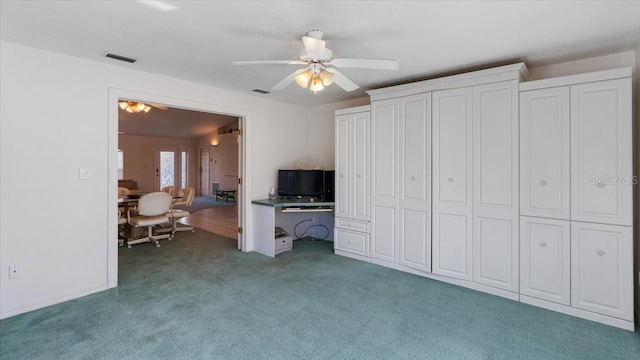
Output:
[[232, 30, 399, 93], [118, 100, 168, 113]]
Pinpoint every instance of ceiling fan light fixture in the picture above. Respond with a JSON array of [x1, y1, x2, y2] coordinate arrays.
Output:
[[309, 76, 324, 92], [319, 70, 335, 86], [295, 70, 312, 88], [119, 100, 152, 114]]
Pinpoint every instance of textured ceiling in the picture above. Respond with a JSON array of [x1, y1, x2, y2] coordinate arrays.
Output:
[[1, 0, 639, 107]]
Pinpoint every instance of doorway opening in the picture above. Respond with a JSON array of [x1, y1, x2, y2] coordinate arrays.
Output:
[[108, 89, 251, 288]]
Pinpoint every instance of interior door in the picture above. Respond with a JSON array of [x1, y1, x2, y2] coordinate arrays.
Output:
[[200, 147, 210, 195], [155, 146, 188, 192]]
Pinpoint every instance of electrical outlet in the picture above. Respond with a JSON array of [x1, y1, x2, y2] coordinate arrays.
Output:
[[9, 264, 21, 279]]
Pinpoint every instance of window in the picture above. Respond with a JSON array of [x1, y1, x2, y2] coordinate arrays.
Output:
[[117, 149, 124, 180], [181, 150, 188, 188]]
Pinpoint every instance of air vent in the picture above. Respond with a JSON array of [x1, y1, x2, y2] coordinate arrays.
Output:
[[252, 89, 270, 94], [103, 52, 137, 63]]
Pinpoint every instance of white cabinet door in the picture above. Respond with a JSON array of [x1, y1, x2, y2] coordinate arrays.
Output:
[[571, 222, 633, 320], [571, 78, 632, 226], [398, 93, 431, 272], [432, 213, 471, 279], [520, 87, 570, 220], [371, 99, 399, 262], [353, 111, 370, 221], [432, 88, 472, 279], [520, 217, 570, 305], [472, 81, 519, 292], [335, 114, 351, 219]]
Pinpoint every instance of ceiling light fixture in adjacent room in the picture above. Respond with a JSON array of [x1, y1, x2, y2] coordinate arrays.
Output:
[[119, 101, 151, 113]]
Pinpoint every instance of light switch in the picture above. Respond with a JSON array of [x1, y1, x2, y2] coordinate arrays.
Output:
[[79, 168, 94, 180]]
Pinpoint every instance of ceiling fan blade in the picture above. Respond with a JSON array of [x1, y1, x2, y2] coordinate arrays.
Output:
[[148, 103, 168, 110], [301, 36, 326, 60], [330, 58, 399, 70], [271, 69, 305, 91], [325, 68, 359, 92], [232, 60, 306, 66]]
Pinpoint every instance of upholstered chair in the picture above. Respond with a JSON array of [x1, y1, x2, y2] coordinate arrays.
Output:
[[165, 187, 196, 236], [160, 185, 175, 196], [126, 192, 172, 248]]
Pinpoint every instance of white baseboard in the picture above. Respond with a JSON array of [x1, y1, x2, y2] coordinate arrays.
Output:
[[334, 250, 370, 263], [369, 257, 520, 301], [0, 284, 108, 320], [520, 295, 635, 331]]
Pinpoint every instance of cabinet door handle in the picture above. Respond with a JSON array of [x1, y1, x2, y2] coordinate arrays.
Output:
[[596, 250, 605, 256], [411, 176, 416, 181], [596, 183, 605, 188], [540, 242, 547, 247], [357, 174, 362, 179], [540, 180, 547, 186], [448, 177, 454, 182], [340, 174, 344, 178]]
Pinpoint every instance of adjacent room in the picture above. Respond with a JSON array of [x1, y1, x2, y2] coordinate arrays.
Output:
[[1, 1, 639, 359], [117, 101, 241, 242]]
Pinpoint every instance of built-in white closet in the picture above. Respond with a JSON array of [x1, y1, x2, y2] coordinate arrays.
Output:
[[518, 68, 633, 329], [334, 106, 371, 261], [334, 64, 634, 330]]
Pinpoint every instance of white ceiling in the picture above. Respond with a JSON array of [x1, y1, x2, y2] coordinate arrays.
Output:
[[119, 105, 237, 139], [1, 1, 639, 107]]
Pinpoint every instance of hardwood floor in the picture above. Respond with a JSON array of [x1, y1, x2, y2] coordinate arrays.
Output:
[[178, 204, 238, 239]]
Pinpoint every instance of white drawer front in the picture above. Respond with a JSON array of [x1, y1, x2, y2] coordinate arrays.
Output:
[[335, 217, 370, 233], [335, 228, 369, 256]]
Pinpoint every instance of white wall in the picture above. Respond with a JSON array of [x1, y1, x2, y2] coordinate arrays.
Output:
[[198, 127, 239, 193], [0, 41, 318, 319], [118, 134, 199, 192], [527, 51, 636, 80]]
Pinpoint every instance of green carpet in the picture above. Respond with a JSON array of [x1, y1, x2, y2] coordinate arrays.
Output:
[[1, 230, 639, 359]]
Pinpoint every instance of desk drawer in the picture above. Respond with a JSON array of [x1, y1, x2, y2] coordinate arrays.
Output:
[[335, 228, 369, 256], [335, 218, 370, 233]]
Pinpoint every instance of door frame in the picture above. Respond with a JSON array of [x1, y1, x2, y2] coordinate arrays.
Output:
[[108, 88, 252, 288]]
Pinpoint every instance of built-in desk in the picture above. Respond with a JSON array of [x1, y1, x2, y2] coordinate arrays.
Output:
[[252, 198, 335, 257]]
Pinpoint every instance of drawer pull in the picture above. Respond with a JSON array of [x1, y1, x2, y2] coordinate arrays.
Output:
[[340, 174, 344, 178], [540, 180, 547, 186], [411, 176, 416, 181], [596, 183, 605, 188], [540, 242, 547, 247], [448, 177, 454, 182], [347, 240, 352, 244], [596, 250, 605, 256], [357, 174, 362, 178]]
